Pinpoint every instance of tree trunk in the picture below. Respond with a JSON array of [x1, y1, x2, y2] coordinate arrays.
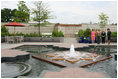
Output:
[[38, 23, 40, 35]]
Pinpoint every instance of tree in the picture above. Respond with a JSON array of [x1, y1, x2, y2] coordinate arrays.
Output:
[[13, 1, 30, 22], [52, 30, 58, 37], [32, 1, 52, 34], [1, 25, 9, 37], [52, 30, 63, 37], [1, 8, 17, 22], [58, 31, 63, 37], [78, 29, 84, 37], [84, 28, 91, 37], [98, 12, 109, 29]]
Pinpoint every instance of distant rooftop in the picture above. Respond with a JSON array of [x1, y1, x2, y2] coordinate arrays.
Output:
[[56, 23, 82, 27]]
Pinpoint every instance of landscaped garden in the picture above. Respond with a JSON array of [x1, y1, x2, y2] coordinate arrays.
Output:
[[78, 28, 117, 43], [1, 1, 117, 78]]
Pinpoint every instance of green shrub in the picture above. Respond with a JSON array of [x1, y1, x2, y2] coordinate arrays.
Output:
[[1, 32, 9, 37], [8, 33, 15, 36], [58, 31, 63, 37], [111, 32, 117, 37], [52, 30, 58, 37], [24, 32, 42, 37], [94, 29, 97, 36], [9, 32, 42, 37], [84, 28, 91, 37], [1, 25, 9, 37], [52, 30, 63, 37], [78, 29, 84, 37], [15, 32, 24, 36]]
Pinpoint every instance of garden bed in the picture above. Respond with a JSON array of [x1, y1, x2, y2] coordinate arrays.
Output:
[[1, 37, 5, 43], [24, 37, 64, 42], [78, 37, 117, 43]]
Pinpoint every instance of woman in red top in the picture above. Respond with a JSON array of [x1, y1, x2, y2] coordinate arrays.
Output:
[[91, 29, 95, 43]]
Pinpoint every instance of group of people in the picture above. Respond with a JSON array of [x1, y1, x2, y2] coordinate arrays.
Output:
[[91, 28, 111, 45]]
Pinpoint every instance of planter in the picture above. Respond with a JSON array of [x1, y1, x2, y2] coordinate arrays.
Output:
[[79, 39, 83, 43], [103, 37, 117, 42], [78, 37, 84, 43], [84, 39, 88, 43], [1, 37, 5, 43], [24, 37, 64, 42], [78, 37, 117, 43], [78, 37, 97, 43], [110, 37, 117, 42]]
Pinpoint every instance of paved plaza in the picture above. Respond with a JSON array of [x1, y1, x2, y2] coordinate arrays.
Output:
[[1, 42, 117, 78], [43, 68, 106, 78]]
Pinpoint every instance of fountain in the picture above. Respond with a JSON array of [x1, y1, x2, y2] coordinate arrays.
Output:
[[46, 44, 99, 64], [67, 44, 78, 57]]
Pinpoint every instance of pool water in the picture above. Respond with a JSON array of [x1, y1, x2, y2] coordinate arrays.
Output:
[[24, 57, 61, 77], [14, 45, 117, 78], [85, 54, 117, 78]]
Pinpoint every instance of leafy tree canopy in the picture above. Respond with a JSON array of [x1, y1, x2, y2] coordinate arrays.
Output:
[[1, 8, 17, 22], [32, 1, 53, 34], [32, 1, 53, 25], [78, 29, 84, 37], [1, 25, 9, 37], [13, 1, 30, 23], [98, 12, 109, 28]]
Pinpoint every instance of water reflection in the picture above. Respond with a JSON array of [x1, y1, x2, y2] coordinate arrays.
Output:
[[91, 46, 112, 56], [105, 47, 111, 56]]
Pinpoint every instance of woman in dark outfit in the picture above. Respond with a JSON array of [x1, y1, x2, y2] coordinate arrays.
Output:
[[107, 28, 111, 45], [101, 30, 106, 44], [97, 29, 101, 44]]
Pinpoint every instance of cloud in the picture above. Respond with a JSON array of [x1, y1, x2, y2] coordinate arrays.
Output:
[[48, 1, 117, 24], [1, 1, 18, 9], [1, 1, 117, 24]]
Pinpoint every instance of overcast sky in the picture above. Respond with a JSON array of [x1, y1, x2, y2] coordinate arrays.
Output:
[[1, 1, 117, 24]]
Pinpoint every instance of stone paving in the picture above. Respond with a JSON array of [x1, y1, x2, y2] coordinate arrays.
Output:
[[1, 49, 29, 57], [43, 68, 106, 78], [1, 42, 117, 78], [63, 37, 77, 43]]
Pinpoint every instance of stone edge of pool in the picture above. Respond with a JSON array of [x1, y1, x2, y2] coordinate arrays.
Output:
[[1, 43, 117, 62], [1, 62, 32, 78]]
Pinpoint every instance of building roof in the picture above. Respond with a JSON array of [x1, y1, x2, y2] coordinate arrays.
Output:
[[56, 23, 82, 27]]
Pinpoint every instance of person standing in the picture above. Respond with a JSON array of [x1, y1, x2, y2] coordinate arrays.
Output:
[[91, 29, 96, 44], [97, 29, 101, 44], [107, 28, 111, 45], [101, 30, 106, 44]]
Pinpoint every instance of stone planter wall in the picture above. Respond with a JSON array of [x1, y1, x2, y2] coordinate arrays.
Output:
[[1, 37, 116, 43], [24, 37, 64, 42], [110, 37, 117, 42], [77, 37, 117, 43], [1, 37, 5, 43]]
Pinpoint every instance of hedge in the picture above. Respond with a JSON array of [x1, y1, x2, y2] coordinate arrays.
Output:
[[52, 30, 64, 37], [111, 32, 117, 37]]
